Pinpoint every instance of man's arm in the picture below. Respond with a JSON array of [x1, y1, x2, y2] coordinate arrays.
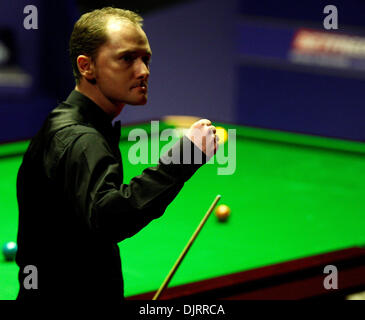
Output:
[[47, 127, 211, 242]]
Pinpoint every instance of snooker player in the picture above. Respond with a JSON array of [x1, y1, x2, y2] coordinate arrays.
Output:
[[15, 7, 218, 302]]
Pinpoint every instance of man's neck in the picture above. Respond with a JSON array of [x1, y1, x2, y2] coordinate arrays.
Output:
[[75, 82, 124, 119]]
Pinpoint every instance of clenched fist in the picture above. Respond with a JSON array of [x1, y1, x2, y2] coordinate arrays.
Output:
[[185, 119, 219, 159]]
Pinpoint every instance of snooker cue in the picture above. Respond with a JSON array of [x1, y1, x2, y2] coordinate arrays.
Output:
[[152, 194, 221, 300]]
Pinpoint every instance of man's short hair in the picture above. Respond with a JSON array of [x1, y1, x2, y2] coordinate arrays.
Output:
[[69, 7, 143, 84]]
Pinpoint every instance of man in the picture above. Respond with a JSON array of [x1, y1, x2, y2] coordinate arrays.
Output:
[[16, 7, 217, 302]]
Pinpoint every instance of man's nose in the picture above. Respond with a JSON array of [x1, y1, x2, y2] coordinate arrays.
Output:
[[136, 59, 150, 79]]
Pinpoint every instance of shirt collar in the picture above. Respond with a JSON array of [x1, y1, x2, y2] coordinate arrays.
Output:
[[64, 90, 121, 144]]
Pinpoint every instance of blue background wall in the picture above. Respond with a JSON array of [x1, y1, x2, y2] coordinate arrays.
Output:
[[0, 0, 78, 142], [238, 0, 365, 141]]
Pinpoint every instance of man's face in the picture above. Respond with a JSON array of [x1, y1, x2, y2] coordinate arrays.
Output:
[[92, 18, 152, 106]]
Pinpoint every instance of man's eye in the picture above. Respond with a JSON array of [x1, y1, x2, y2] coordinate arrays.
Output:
[[143, 57, 151, 66], [122, 55, 133, 62]]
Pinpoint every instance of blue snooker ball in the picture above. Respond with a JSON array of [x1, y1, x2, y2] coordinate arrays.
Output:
[[2, 242, 17, 262]]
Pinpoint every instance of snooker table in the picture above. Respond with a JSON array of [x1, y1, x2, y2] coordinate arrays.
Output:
[[1, 120, 365, 300]]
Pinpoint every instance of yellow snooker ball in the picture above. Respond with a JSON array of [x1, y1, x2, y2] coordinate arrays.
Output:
[[215, 204, 231, 222], [215, 126, 228, 144]]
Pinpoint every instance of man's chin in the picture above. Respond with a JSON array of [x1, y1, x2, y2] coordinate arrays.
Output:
[[127, 98, 148, 106]]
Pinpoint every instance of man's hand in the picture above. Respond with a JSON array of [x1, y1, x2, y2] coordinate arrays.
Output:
[[185, 119, 219, 159]]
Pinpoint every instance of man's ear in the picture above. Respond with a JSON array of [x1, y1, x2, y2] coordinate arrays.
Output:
[[77, 55, 95, 81]]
